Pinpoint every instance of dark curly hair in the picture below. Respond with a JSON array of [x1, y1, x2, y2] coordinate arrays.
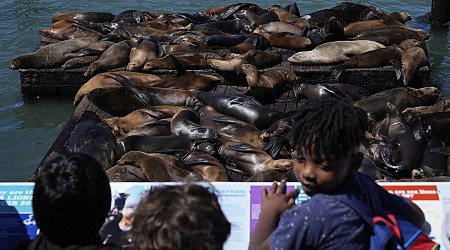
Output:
[[290, 98, 368, 160], [32, 152, 111, 247], [131, 184, 231, 250]]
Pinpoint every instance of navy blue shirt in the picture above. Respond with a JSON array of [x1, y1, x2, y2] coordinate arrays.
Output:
[[270, 172, 412, 250]]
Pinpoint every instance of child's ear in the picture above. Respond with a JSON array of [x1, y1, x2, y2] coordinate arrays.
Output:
[[350, 152, 363, 173]]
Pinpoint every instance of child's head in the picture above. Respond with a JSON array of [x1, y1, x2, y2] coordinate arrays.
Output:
[[290, 99, 368, 195], [33, 152, 111, 246], [130, 183, 231, 250]]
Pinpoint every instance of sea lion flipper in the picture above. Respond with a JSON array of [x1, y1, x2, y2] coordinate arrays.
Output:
[[331, 64, 345, 79]]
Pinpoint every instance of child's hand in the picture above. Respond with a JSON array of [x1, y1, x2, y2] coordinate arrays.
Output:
[[261, 180, 300, 217]]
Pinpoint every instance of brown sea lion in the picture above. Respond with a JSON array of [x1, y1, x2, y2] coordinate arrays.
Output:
[[9, 37, 99, 69], [115, 120, 172, 141], [354, 25, 430, 46], [39, 24, 103, 40], [106, 164, 148, 182], [62, 55, 100, 69], [88, 86, 200, 117], [51, 11, 115, 23], [233, 9, 279, 29], [117, 151, 202, 182], [146, 72, 221, 91], [267, 5, 301, 25], [401, 47, 429, 86], [380, 102, 422, 174], [257, 31, 311, 50], [353, 87, 443, 126], [142, 53, 219, 71], [126, 37, 158, 71], [238, 63, 298, 103], [402, 99, 450, 119], [217, 139, 292, 176], [199, 105, 264, 149], [74, 71, 161, 105], [245, 169, 294, 182], [344, 18, 406, 37], [85, 40, 133, 76], [388, 12, 412, 24], [208, 49, 282, 71], [196, 91, 291, 130], [170, 109, 218, 141], [332, 45, 404, 80], [179, 150, 229, 181], [103, 106, 192, 133], [287, 40, 385, 65], [253, 21, 306, 36]]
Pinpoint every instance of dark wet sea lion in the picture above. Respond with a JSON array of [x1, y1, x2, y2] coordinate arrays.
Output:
[[196, 91, 291, 130], [85, 40, 133, 76], [9, 37, 99, 69], [388, 11, 412, 24], [62, 111, 117, 171], [233, 9, 279, 29], [409, 111, 450, 146], [88, 86, 199, 117], [380, 102, 422, 174], [117, 151, 202, 182], [192, 19, 252, 34], [218, 139, 292, 176], [306, 2, 378, 25], [170, 109, 218, 141], [332, 83, 371, 102], [199, 105, 264, 149], [74, 71, 161, 105], [204, 34, 249, 47], [293, 83, 353, 102], [103, 106, 192, 133], [412, 138, 446, 179], [179, 150, 229, 181], [62, 55, 100, 69], [401, 47, 429, 86], [208, 49, 282, 71], [126, 38, 158, 71], [353, 87, 443, 126], [344, 18, 406, 37], [332, 45, 403, 80], [358, 155, 393, 181], [51, 11, 115, 23], [106, 164, 148, 182], [287, 40, 385, 65], [238, 63, 297, 103], [115, 135, 194, 160]]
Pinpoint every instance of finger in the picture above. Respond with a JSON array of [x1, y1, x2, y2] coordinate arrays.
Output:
[[268, 181, 278, 194], [276, 179, 287, 194], [262, 187, 268, 198]]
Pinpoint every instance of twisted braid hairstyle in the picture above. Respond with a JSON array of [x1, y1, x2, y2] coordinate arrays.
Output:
[[290, 99, 368, 160], [131, 184, 231, 250]]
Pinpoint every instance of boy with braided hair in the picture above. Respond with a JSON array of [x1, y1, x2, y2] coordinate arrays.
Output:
[[249, 99, 426, 250]]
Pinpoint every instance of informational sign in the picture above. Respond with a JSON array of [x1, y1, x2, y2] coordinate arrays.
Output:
[[1, 182, 449, 249]]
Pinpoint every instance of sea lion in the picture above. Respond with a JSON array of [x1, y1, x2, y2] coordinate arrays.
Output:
[[9, 37, 99, 69], [74, 71, 162, 106], [353, 87, 443, 126], [117, 151, 202, 182], [196, 91, 291, 130], [204, 34, 249, 47], [106, 164, 148, 182], [267, 4, 301, 25], [217, 139, 292, 176], [233, 9, 279, 29], [199, 105, 264, 149], [85, 40, 133, 76], [412, 138, 446, 179], [409, 111, 450, 146], [358, 155, 394, 181], [344, 18, 406, 37], [253, 21, 306, 36], [62, 55, 100, 69], [244, 168, 294, 182], [388, 11, 412, 24], [51, 11, 115, 23], [354, 25, 430, 45], [104, 106, 192, 133], [115, 120, 172, 141], [62, 111, 117, 171], [39, 22, 103, 40], [238, 63, 298, 103], [146, 72, 221, 91], [402, 99, 450, 119], [332, 45, 403, 80], [293, 82, 353, 102], [88, 86, 200, 117], [142, 53, 219, 71], [257, 31, 311, 50], [287, 40, 385, 65], [380, 102, 422, 174], [208, 49, 282, 71], [192, 18, 252, 34], [401, 47, 429, 86], [115, 135, 194, 160], [170, 109, 218, 141], [179, 150, 229, 181], [126, 37, 159, 71]]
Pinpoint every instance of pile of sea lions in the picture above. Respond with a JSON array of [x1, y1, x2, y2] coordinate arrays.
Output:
[[20, 2, 450, 182]]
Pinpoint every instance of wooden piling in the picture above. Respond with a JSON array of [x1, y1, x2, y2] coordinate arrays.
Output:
[[430, 0, 450, 26]]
